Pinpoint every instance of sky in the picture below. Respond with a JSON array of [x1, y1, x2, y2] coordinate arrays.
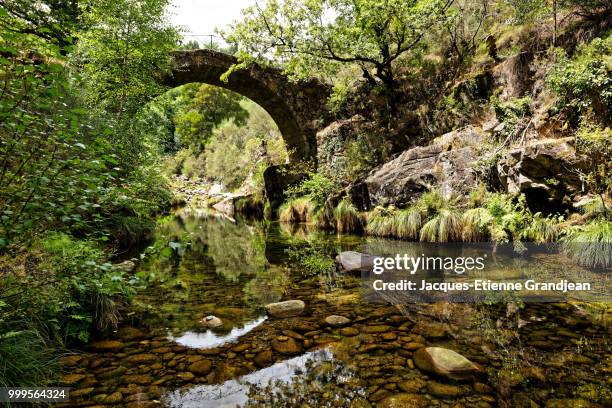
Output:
[[169, 0, 256, 45]]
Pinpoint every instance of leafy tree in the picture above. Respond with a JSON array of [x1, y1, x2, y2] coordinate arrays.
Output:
[[72, 0, 179, 166], [223, 0, 453, 111], [173, 84, 249, 153], [548, 33, 611, 125], [0, 0, 86, 51]]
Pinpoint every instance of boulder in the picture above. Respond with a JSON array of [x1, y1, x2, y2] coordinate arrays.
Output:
[[336, 251, 375, 273], [212, 197, 235, 217], [414, 347, 482, 380], [364, 127, 483, 208], [264, 300, 305, 318], [325, 315, 351, 327], [200, 315, 223, 329], [497, 138, 586, 213]]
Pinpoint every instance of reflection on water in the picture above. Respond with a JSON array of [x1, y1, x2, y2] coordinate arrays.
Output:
[[168, 316, 267, 349], [162, 349, 334, 408]]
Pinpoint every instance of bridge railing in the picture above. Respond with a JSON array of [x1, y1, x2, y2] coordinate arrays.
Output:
[[180, 34, 231, 51]]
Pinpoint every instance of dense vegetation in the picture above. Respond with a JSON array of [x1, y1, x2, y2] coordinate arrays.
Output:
[[0, 0, 610, 391]]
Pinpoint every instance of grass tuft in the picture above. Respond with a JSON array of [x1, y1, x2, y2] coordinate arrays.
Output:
[[334, 200, 362, 233], [561, 219, 611, 268]]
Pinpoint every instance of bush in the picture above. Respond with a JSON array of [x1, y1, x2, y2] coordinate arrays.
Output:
[[548, 34, 611, 124], [285, 173, 339, 209]]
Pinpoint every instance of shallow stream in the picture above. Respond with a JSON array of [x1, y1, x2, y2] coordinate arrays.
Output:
[[58, 209, 611, 407]]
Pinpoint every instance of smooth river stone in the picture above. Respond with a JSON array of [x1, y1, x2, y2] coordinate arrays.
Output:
[[325, 315, 351, 327], [265, 300, 305, 318], [414, 347, 482, 380]]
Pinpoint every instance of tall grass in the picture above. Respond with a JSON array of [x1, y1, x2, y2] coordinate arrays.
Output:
[[314, 204, 335, 230], [334, 200, 362, 233], [420, 209, 463, 242], [366, 208, 395, 237], [394, 208, 423, 239], [561, 219, 612, 268], [522, 213, 561, 243], [0, 327, 58, 389], [462, 208, 493, 242], [278, 197, 314, 223]]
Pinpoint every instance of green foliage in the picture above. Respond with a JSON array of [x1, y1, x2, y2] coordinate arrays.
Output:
[[73, 0, 179, 161], [224, 0, 452, 106], [366, 211, 396, 237], [286, 173, 340, 208], [420, 209, 463, 242], [562, 219, 612, 268], [462, 207, 494, 242], [394, 208, 423, 240], [502, 0, 547, 24], [172, 85, 249, 153], [574, 124, 612, 203], [0, 327, 58, 389], [204, 103, 288, 189], [522, 213, 561, 243], [548, 34, 612, 124]]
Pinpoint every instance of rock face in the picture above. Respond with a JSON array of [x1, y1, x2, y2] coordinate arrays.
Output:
[[263, 165, 307, 212], [414, 347, 482, 380], [364, 127, 482, 208], [497, 138, 585, 213], [264, 300, 305, 318]]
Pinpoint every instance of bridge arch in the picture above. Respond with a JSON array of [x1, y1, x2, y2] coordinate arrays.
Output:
[[163, 49, 330, 162]]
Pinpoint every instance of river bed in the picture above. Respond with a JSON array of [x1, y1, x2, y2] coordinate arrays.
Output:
[[57, 209, 611, 407]]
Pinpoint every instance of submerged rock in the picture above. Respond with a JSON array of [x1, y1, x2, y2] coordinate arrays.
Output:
[[414, 347, 482, 380], [271, 336, 303, 355], [265, 300, 305, 318], [379, 393, 430, 408], [89, 340, 124, 352], [188, 359, 212, 375], [200, 315, 223, 328], [325, 315, 350, 327]]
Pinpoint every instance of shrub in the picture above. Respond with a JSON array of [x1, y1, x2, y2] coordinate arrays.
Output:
[[285, 173, 340, 208], [522, 213, 561, 243], [548, 34, 611, 124], [561, 219, 611, 268]]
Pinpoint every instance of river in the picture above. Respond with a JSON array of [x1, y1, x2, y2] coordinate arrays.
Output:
[[57, 208, 611, 407]]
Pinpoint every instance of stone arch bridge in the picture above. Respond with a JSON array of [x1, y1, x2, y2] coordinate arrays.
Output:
[[163, 49, 331, 161]]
